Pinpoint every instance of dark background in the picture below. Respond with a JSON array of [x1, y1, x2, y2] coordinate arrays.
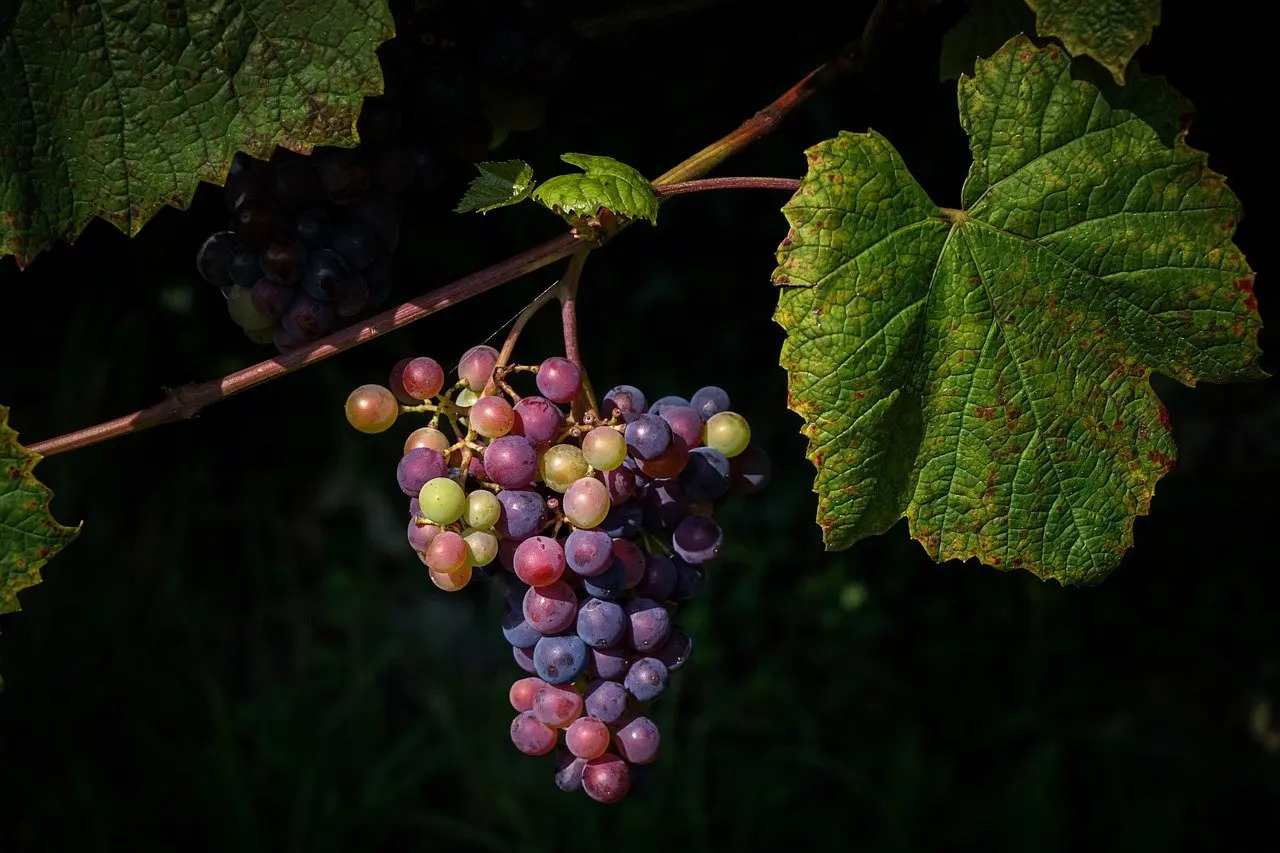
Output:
[[2, 1, 1277, 850]]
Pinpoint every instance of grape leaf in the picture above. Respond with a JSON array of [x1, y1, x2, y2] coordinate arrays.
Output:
[[455, 161, 535, 214], [0, 0, 395, 268], [1025, 0, 1161, 83], [532, 154, 658, 225], [1, 405, 79, 616], [939, 0, 1035, 82], [772, 36, 1263, 585]]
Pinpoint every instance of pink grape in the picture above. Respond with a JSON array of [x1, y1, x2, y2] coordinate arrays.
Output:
[[510, 711, 558, 755], [509, 677, 546, 712], [565, 717, 611, 760], [403, 426, 451, 455], [563, 477, 611, 528], [459, 345, 499, 391], [613, 538, 647, 590], [388, 358, 418, 405], [345, 384, 398, 433], [615, 717, 661, 764], [426, 531, 468, 573], [536, 357, 582, 404], [407, 519, 440, 553], [400, 357, 445, 399], [511, 396, 564, 447], [659, 405, 703, 449], [471, 395, 515, 438], [428, 564, 471, 592], [514, 536, 566, 586], [532, 683, 584, 728], [522, 581, 577, 634], [582, 753, 630, 803]]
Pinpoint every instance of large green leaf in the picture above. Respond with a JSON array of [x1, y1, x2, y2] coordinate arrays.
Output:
[[772, 36, 1263, 584], [531, 153, 658, 225], [0, 0, 394, 268], [1025, 0, 1161, 83]]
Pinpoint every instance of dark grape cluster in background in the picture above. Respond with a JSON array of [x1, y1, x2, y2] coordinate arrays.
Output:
[[194, 0, 574, 350], [345, 350, 771, 802]]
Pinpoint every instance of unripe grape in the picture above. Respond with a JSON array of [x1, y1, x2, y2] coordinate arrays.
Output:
[[540, 444, 589, 493], [403, 426, 451, 456], [455, 388, 480, 408], [345, 384, 399, 433], [418, 476, 466, 524], [704, 411, 751, 457], [426, 530, 468, 573], [458, 344, 499, 391], [471, 395, 515, 438], [463, 528, 499, 567], [466, 489, 502, 529], [563, 477, 611, 529], [581, 427, 627, 470], [226, 285, 275, 331], [429, 564, 472, 592]]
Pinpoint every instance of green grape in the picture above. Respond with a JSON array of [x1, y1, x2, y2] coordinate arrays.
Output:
[[456, 388, 480, 408], [226, 285, 274, 331], [704, 411, 751, 458], [563, 477, 611, 529], [419, 477, 466, 524], [581, 427, 627, 470], [467, 489, 502, 530], [464, 528, 499, 567], [540, 444, 589, 493], [346, 384, 399, 434]]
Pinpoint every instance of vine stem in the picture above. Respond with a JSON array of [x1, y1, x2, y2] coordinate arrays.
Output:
[[654, 177, 800, 197], [28, 0, 918, 459], [557, 250, 596, 420]]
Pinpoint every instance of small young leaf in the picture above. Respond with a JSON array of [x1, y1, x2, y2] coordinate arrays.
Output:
[[1025, 0, 1161, 83], [455, 161, 536, 213], [1, 406, 80, 615], [939, 0, 1036, 81], [0, 0, 395, 269], [773, 36, 1263, 585], [532, 154, 658, 225]]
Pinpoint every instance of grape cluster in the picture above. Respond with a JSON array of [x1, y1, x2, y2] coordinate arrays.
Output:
[[345, 348, 771, 802]]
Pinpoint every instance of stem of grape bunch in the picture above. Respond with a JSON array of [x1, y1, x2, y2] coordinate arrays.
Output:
[[26, 0, 919, 459]]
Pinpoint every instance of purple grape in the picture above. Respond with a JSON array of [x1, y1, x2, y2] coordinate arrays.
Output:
[[582, 559, 626, 600], [616, 717, 661, 765], [503, 607, 542, 649], [625, 414, 672, 460], [302, 248, 352, 302], [673, 558, 703, 601], [655, 626, 692, 671], [407, 519, 436, 553], [600, 502, 642, 539], [649, 395, 688, 414], [730, 444, 773, 495], [600, 466, 637, 504], [319, 149, 371, 204], [576, 598, 626, 649], [603, 385, 646, 418], [643, 481, 689, 530], [273, 323, 305, 353], [612, 538, 647, 590], [396, 448, 447, 496], [524, 582, 578, 635], [511, 396, 564, 447], [672, 515, 723, 564], [660, 405, 704, 449], [585, 679, 629, 724], [332, 221, 378, 270], [555, 753, 587, 792], [260, 240, 307, 285], [234, 198, 289, 247], [281, 293, 334, 339], [408, 497, 421, 519], [495, 489, 546, 540], [690, 386, 731, 421], [228, 243, 263, 287], [625, 598, 671, 652], [196, 231, 239, 287], [485, 436, 539, 489], [535, 357, 582, 404], [636, 553, 677, 600], [350, 194, 400, 251], [334, 273, 370, 317], [250, 277, 294, 319], [565, 528, 613, 577], [590, 647, 629, 681], [533, 634, 589, 685], [293, 207, 333, 249], [679, 447, 732, 501], [513, 645, 538, 675], [624, 658, 668, 702]]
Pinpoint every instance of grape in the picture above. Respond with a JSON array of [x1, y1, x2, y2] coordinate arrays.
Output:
[[249, 278, 293, 319], [426, 530, 468, 573], [624, 657, 668, 701], [589, 648, 628, 682], [418, 477, 466, 525], [563, 477, 611, 529], [636, 434, 690, 480], [648, 395, 688, 415], [319, 149, 371, 204], [510, 711, 557, 756], [510, 677, 546, 712], [494, 489, 546, 539], [636, 553, 677, 600], [581, 427, 626, 471], [404, 426, 451, 455], [533, 634, 589, 684], [455, 388, 480, 408], [704, 411, 751, 458], [730, 444, 773, 495], [599, 466, 637, 504], [502, 608, 542, 649], [350, 194, 401, 251], [625, 414, 672, 461], [466, 490, 502, 529], [660, 405, 704, 449], [228, 245, 263, 288], [582, 560, 626, 600], [679, 446, 732, 501], [626, 598, 671, 652], [261, 240, 307, 285], [523, 581, 577, 634], [690, 386, 731, 421], [511, 396, 564, 447], [458, 344, 500, 391], [196, 231, 239, 287], [565, 717, 611, 761], [655, 627, 693, 671], [603, 385, 646, 418], [294, 207, 334, 249], [302, 248, 352, 302], [644, 481, 689, 530], [540, 444, 589, 493], [616, 717, 661, 765], [281, 293, 334, 339], [234, 199, 289, 247], [672, 515, 723, 564], [407, 519, 440, 554], [584, 679, 629, 724], [513, 645, 538, 674], [555, 754, 587, 792], [532, 683, 583, 728], [612, 539, 647, 590], [600, 503, 642, 539], [401, 357, 445, 400], [564, 528, 613, 576], [576, 598, 626, 649], [485, 435, 539, 489], [345, 384, 398, 433], [463, 528, 499, 566], [429, 563, 472, 592], [273, 324, 305, 354], [672, 558, 704, 601], [535, 357, 582, 403], [582, 754, 630, 803], [514, 536, 565, 586], [226, 286, 275, 331], [332, 221, 378, 270], [471, 395, 515, 438], [397, 448, 448, 496]]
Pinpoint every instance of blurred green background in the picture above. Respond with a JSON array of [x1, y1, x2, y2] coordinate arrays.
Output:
[[2, 1, 1277, 850]]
